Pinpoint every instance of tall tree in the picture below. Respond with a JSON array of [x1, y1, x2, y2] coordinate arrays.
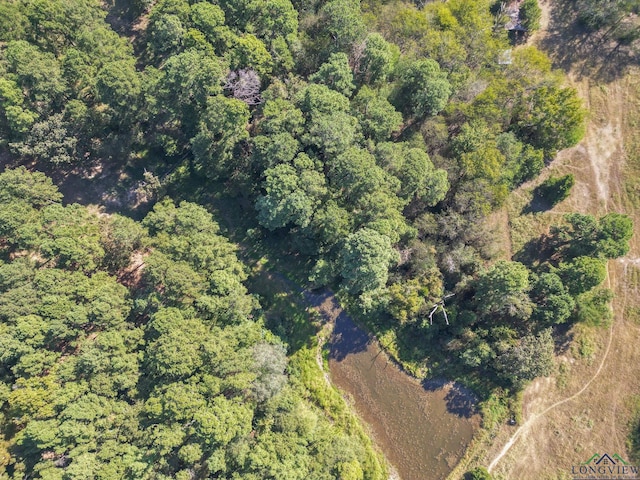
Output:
[[474, 261, 533, 320], [394, 59, 451, 118], [191, 95, 250, 179], [340, 228, 399, 295]]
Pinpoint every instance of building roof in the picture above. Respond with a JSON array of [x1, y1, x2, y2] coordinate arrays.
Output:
[[504, 0, 526, 31]]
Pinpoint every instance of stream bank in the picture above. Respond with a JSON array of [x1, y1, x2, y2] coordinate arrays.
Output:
[[304, 289, 481, 480]]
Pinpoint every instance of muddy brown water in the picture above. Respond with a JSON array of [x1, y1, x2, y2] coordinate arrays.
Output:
[[307, 291, 480, 480]]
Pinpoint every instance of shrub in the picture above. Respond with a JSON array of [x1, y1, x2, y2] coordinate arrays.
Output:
[[465, 466, 493, 480], [535, 174, 574, 207]]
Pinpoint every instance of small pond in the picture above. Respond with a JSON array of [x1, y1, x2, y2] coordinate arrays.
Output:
[[319, 293, 480, 480]]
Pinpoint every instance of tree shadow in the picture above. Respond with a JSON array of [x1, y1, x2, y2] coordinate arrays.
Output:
[[0, 149, 155, 218], [521, 194, 553, 214], [104, 0, 143, 37], [553, 321, 575, 355], [538, 0, 640, 81], [329, 309, 372, 362], [513, 231, 554, 266], [421, 379, 479, 419]]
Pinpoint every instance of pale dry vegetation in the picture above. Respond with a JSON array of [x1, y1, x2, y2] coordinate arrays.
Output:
[[468, 2, 640, 478]]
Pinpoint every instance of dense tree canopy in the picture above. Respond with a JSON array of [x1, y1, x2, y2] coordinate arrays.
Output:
[[0, 169, 384, 480], [0, 0, 633, 475]]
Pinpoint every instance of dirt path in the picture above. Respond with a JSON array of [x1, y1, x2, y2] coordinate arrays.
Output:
[[488, 292, 615, 473], [484, 1, 640, 477]]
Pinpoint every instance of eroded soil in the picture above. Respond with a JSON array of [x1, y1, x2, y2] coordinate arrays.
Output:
[[484, 2, 640, 478]]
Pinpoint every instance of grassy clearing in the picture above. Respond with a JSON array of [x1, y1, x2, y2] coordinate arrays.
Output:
[[480, 64, 640, 478], [248, 265, 388, 477], [623, 76, 640, 210]]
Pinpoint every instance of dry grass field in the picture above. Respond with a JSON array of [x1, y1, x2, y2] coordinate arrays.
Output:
[[471, 2, 640, 478]]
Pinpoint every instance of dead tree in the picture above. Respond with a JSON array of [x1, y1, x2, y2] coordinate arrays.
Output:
[[428, 293, 455, 325], [224, 69, 263, 105]]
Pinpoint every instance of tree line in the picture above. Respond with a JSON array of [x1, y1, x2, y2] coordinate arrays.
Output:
[[0, 0, 634, 477], [0, 167, 385, 479]]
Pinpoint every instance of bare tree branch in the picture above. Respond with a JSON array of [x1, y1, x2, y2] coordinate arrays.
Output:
[[224, 69, 263, 105]]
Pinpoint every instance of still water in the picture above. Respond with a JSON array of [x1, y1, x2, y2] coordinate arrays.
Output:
[[319, 294, 480, 480]]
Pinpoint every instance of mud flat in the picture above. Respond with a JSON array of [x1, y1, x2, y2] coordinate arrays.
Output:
[[325, 299, 480, 480]]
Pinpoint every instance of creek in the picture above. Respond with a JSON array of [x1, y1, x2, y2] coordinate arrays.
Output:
[[305, 290, 480, 480]]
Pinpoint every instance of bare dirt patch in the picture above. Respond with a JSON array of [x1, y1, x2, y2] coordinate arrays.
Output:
[[478, 2, 640, 478], [117, 250, 148, 290]]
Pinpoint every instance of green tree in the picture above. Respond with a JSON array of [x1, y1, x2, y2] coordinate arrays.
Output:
[[375, 142, 449, 204], [249, 0, 299, 42], [310, 53, 356, 97], [303, 111, 358, 155], [149, 14, 186, 56], [520, 0, 542, 32], [357, 33, 398, 85], [190, 2, 225, 42], [465, 466, 493, 479], [386, 279, 429, 324], [0, 3, 28, 42], [99, 214, 146, 271], [191, 95, 250, 179], [574, 287, 614, 325], [256, 159, 327, 230], [495, 132, 544, 186], [396, 148, 449, 203], [340, 228, 399, 295], [550, 213, 599, 258], [328, 147, 395, 204], [38, 204, 105, 272], [557, 256, 607, 296], [319, 0, 366, 53], [0, 167, 62, 207], [394, 59, 452, 117], [10, 114, 78, 164], [260, 98, 305, 135], [597, 213, 634, 258], [251, 132, 300, 169], [550, 213, 633, 260], [229, 34, 273, 76], [496, 329, 555, 389], [534, 174, 575, 207], [514, 85, 586, 157], [475, 261, 533, 320], [147, 48, 226, 152], [5, 40, 66, 109], [298, 83, 351, 115], [145, 311, 208, 380], [95, 60, 141, 120], [307, 200, 352, 250], [351, 87, 403, 142], [531, 273, 575, 325], [75, 329, 141, 397]]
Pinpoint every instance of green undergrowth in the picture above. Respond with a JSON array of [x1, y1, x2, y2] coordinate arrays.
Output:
[[628, 396, 640, 463], [249, 267, 388, 478]]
